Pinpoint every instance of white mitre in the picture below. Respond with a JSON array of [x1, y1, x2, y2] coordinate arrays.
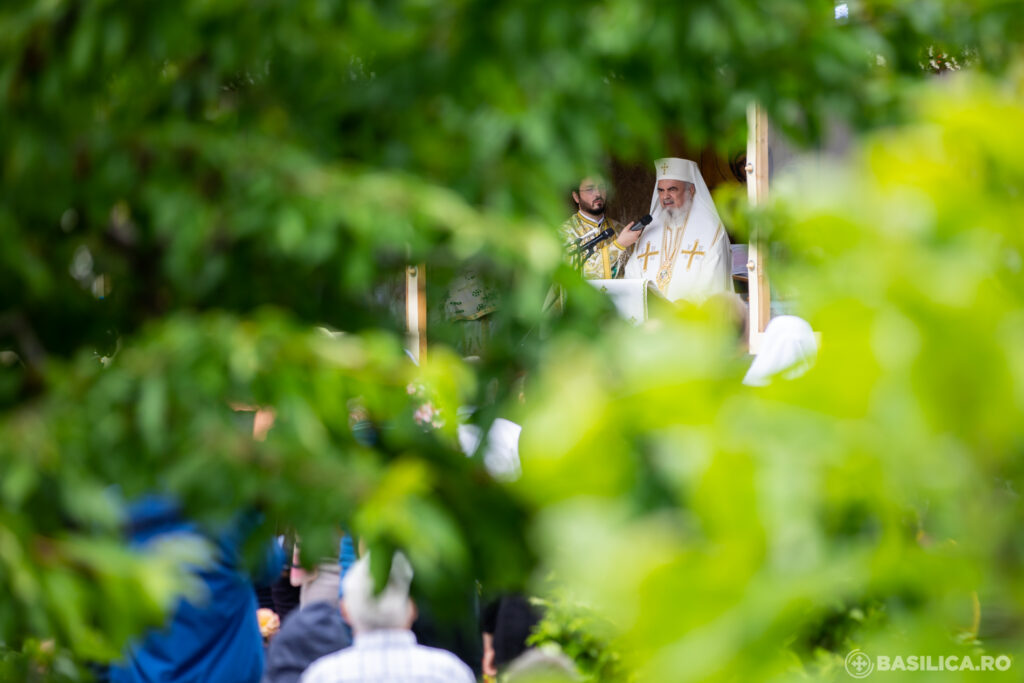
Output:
[[649, 158, 721, 226], [624, 157, 733, 303]]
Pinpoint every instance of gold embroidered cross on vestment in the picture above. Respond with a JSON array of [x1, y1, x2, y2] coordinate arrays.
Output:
[[679, 239, 705, 270], [638, 243, 659, 270]]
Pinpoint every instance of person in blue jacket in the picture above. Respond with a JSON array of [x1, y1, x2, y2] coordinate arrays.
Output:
[[107, 496, 284, 683]]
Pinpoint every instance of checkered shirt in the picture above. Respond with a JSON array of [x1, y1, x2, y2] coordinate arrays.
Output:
[[300, 629, 475, 683]]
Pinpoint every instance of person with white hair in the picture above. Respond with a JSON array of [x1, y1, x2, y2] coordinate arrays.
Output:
[[300, 552, 474, 683], [624, 157, 733, 303]]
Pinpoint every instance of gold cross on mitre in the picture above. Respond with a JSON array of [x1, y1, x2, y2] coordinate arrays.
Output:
[[680, 239, 704, 270], [659, 161, 669, 174], [638, 242, 660, 270]]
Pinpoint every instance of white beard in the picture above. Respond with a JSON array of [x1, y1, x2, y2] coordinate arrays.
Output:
[[663, 205, 688, 226]]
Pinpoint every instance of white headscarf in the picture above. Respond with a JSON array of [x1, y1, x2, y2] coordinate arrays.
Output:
[[743, 315, 819, 386], [457, 418, 521, 481], [650, 158, 723, 229]]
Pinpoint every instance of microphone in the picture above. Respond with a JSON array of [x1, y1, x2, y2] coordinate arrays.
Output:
[[575, 227, 599, 245], [629, 214, 653, 231], [576, 227, 616, 256]]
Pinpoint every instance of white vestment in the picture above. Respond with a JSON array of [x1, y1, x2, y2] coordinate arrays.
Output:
[[624, 158, 732, 303]]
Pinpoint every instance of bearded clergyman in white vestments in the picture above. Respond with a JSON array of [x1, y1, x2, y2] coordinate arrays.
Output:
[[624, 158, 733, 303]]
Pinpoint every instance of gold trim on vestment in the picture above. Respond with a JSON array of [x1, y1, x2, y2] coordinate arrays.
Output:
[[577, 212, 601, 231], [655, 204, 694, 294]]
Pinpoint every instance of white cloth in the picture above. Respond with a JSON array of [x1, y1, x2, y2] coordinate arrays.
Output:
[[300, 630, 475, 683], [587, 278, 653, 324], [743, 315, 818, 386], [624, 158, 732, 303], [458, 418, 521, 480]]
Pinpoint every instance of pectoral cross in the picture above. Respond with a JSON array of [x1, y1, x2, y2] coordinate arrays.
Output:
[[660, 161, 669, 174], [680, 240, 704, 270], [638, 242, 660, 270]]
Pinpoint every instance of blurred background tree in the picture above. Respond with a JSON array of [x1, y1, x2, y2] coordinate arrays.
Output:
[[2, 0, 1024, 679]]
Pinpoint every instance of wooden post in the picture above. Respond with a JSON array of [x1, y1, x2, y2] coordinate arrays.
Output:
[[746, 102, 771, 353], [405, 263, 428, 363]]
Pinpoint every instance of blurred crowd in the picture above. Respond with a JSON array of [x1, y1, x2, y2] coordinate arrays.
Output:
[[100, 503, 560, 683]]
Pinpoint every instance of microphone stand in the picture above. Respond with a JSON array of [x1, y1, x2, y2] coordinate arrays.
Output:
[[571, 236, 586, 273]]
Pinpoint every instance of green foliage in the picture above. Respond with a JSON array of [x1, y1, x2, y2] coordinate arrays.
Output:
[[4, 0, 1023, 386], [0, 312, 533, 662], [2, 0, 1024, 678], [527, 590, 631, 682], [0, 639, 89, 682], [518, 70, 1024, 680]]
